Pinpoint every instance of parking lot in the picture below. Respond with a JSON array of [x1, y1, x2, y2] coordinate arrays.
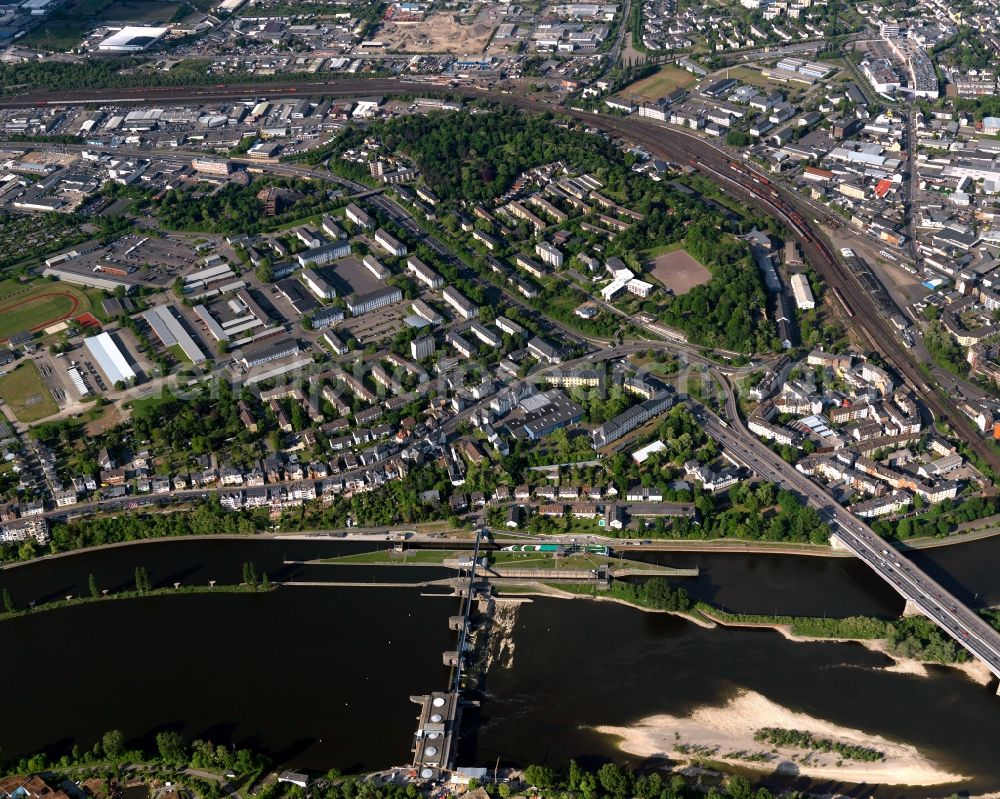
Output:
[[329, 256, 386, 297], [342, 302, 410, 345]]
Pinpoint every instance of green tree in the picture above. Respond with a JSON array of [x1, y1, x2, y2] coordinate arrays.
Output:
[[726, 775, 753, 799], [155, 730, 188, 762], [597, 762, 632, 799], [101, 729, 126, 760], [1, 587, 14, 613], [88, 573, 99, 598], [243, 561, 259, 588], [523, 765, 557, 789], [725, 130, 750, 147], [134, 566, 151, 592]]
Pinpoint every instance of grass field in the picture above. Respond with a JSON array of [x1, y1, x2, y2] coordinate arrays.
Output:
[[0, 361, 59, 423], [643, 241, 685, 259], [18, 20, 87, 50], [67, 0, 115, 15], [726, 66, 786, 91], [167, 344, 192, 365], [18, 0, 179, 50], [0, 279, 33, 303], [620, 65, 699, 102], [324, 549, 457, 565], [0, 280, 91, 341], [98, 0, 181, 22]]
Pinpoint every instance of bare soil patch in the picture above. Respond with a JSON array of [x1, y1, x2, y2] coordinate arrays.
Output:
[[379, 8, 498, 53], [648, 249, 711, 294]]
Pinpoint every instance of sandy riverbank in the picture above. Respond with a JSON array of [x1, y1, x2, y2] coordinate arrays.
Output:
[[505, 586, 998, 678], [505, 583, 721, 629], [775, 625, 993, 686], [856, 637, 994, 685], [596, 689, 967, 787]]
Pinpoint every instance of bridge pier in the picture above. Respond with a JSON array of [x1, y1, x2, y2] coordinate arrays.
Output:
[[828, 533, 849, 551], [903, 599, 925, 618]]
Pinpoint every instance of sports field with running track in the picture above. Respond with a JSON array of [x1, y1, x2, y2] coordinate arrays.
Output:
[[0, 280, 91, 342]]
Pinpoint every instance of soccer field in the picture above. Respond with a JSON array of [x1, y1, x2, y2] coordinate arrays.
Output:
[[0, 361, 59, 423], [620, 65, 699, 102]]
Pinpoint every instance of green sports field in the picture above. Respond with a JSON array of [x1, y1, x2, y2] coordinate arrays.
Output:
[[0, 280, 91, 341], [0, 361, 58, 423]]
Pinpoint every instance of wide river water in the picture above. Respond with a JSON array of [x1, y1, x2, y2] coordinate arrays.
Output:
[[4, 535, 1000, 795]]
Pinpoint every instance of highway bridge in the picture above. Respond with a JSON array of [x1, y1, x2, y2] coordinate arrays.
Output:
[[704, 374, 1000, 683]]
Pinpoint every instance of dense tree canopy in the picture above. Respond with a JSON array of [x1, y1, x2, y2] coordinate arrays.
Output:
[[377, 108, 625, 202]]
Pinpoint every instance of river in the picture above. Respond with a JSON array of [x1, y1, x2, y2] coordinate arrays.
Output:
[[3, 535, 1000, 794]]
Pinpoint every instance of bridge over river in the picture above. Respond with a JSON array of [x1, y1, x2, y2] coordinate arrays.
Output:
[[700, 387, 1000, 687]]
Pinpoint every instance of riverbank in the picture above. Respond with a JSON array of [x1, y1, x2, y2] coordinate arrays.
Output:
[[0, 582, 273, 623], [595, 688, 967, 787], [0, 526, 472, 572], [4, 518, 1000, 575], [503, 581, 720, 628], [503, 583, 997, 685], [697, 608, 996, 686]]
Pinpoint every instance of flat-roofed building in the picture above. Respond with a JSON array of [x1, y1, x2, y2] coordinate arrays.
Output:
[[191, 158, 232, 176], [411, 334, 436, 360], [535, 242, 564, 268], [627, 278, 654, 298], [42, 265, 137, 293], [514, 389, 585, 440], [97, 25, 168, 51], [239, 338, 300, 368]]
